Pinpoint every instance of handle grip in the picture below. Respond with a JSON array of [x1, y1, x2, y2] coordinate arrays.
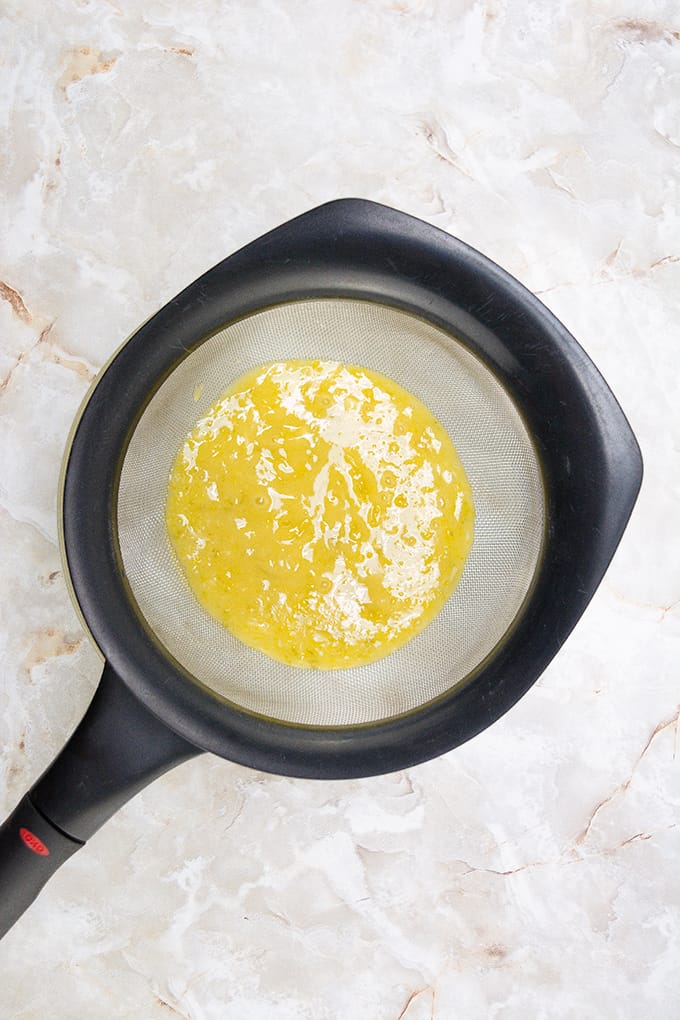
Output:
[[0, 664, 200, 940], [0, 795, 82, 939]]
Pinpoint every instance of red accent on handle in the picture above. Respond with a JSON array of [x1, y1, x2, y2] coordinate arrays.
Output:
[[19, 828, 50, 856]]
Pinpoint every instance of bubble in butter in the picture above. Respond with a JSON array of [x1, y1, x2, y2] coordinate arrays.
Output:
[[166, 361, 474, 669]]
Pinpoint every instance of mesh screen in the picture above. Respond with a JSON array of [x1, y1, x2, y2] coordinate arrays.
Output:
[[118, 299, 545, 725]]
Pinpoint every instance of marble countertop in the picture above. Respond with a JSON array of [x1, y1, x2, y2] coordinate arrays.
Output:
[[1, 1, 679, 1017]]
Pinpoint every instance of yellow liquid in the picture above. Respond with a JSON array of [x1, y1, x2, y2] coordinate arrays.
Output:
[[166, 361, 474, 669]]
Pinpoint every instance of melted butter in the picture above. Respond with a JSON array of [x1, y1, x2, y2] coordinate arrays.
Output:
[[166, 361, 474, 669]]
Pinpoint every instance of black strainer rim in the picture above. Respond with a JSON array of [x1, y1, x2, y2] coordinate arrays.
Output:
[[61, 199, 642, 778]]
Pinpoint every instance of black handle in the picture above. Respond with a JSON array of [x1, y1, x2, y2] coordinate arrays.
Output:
[[0, 663, 200, 940], [0, 794, 82, 939]]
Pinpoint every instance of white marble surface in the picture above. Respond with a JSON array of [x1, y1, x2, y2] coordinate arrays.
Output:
[[1, 1, 679, 1016]]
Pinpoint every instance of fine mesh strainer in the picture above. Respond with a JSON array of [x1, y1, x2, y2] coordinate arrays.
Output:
[[120, 298, 544, 726], [0, 200, 642, 938]]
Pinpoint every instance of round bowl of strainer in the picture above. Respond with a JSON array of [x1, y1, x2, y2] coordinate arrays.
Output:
[[0, 199, 642, 938]]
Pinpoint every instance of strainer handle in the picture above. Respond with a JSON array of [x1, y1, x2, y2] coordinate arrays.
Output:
[[0, 664, 200, 941]]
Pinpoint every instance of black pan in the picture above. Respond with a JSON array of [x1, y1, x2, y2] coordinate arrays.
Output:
[[0, 200, 642, 939]]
